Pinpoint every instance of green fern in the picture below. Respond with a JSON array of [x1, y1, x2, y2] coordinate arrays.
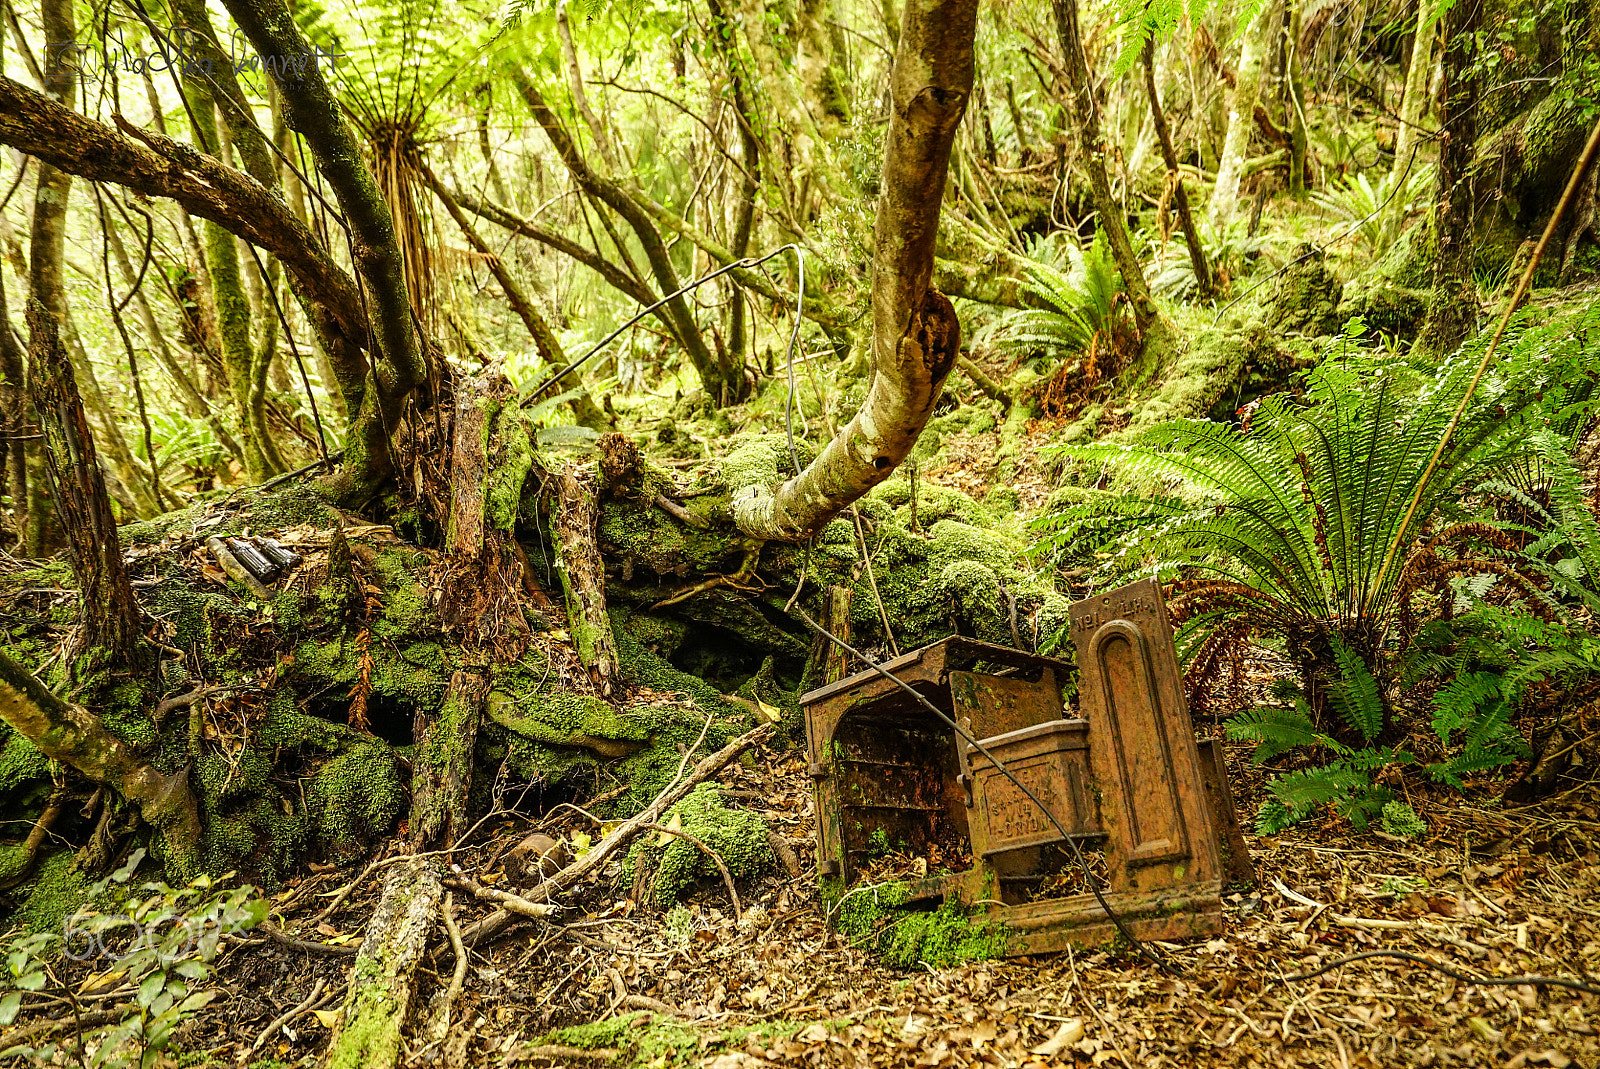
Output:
[[1327, 635, 1384, 743], [992, 233, 1122, 358], [1225, 703, 1325, 762]]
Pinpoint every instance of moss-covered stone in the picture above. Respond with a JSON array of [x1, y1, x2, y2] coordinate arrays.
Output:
[[623, 782, 773, 904]]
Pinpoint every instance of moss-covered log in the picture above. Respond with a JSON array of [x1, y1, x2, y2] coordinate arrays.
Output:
[[550, 467, 622, 697], [323, 857, 441, 1069], [411, 670, 485, 849]]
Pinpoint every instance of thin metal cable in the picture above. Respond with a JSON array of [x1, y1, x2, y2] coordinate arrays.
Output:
[[792, 609, 1177, 975], [784, 247, 805, 477], [518, 244, 802, 409]]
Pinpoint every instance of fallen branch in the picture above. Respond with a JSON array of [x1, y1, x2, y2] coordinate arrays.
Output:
[[955, 354, 1011, 408], [522, 1045, 618, 1063], [640, 822, 742, 921], [323, 858, 441, 1069], [429, 892, 469, 1042], [443, 874, 561, 919], [524, 723, 775, 901], [654, 494, 708, 529], [253, 924, 358, 957], [0, 1006, 130, 1048], [0, 789, 64, 891], [153, 685, 235, 720]]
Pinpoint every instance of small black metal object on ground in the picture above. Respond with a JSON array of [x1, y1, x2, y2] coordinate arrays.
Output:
[[205, 535, 302, 597], [801, 578, 1253, 955]]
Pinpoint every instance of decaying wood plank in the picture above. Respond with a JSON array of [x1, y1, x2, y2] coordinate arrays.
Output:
[[550, 468, 621, 698], [323, 857, 442, 1069]]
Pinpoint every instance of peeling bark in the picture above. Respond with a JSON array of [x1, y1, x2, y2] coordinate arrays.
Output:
[[733, 0, 976, 541], [549, 467, 621, 698]]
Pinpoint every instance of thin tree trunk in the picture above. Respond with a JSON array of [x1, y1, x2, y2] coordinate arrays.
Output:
[[1050, 0, 1166, 362], [1209, 6, 1271, 225], [422, 167, 608, 430], [511, 70, 741, 403], [103, 215, 247, 467], [707, 0, 762, 371], [1421, 0, 1483, 354], [0, 78, 372, 426], [26, 301, 145, 669], [61, 313, 162, 518], [797, 0, 850, 133], [222, 0, 427, 502], [1144, 39, 1213, 299], [1393, 0, 1436, 176], [555, 0, 620, 173], [733, 0, 976, 541], [1286, 0, 1309, 195]]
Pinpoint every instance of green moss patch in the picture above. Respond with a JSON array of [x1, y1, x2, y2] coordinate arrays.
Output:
[[623, 782, 773, 904]]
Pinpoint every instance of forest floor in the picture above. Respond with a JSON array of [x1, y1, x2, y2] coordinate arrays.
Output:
[[6, 357, 1600, 1068], [84, 742, 1596, 1069]]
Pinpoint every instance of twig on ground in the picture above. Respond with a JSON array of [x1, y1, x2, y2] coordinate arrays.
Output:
[[444, 874, 561, 919], [523, 723, 775, 902], [430, 892, 469, 1040], [243, 978, 327, 1060]]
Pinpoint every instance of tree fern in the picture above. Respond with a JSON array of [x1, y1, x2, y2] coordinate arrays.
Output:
[[992, 233, 1122, 359], [1033, 308, 1600, 726]]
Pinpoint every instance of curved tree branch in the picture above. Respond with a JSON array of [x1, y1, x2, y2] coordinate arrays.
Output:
[[0, 649, 200, 870], [732, 0, 976, 541], [0, 75, 370, 411]]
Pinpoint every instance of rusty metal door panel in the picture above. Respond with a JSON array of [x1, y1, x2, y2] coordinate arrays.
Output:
[[949, 669, 1063, 742], [1084, 620, 1192, 866], [1197, 738, 1257, 888], [1070, 578, 1223, 895]]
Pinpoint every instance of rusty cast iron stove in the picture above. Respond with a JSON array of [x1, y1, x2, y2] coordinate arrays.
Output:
[[800, 578, 1254, 955]]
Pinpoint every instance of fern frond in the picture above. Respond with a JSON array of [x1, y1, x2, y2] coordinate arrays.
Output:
[[1327, 636, 1384, 743]]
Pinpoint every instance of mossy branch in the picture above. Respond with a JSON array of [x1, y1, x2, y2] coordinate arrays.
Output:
[[732, 0, 976, 541], [0, 649, 199, 869]]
